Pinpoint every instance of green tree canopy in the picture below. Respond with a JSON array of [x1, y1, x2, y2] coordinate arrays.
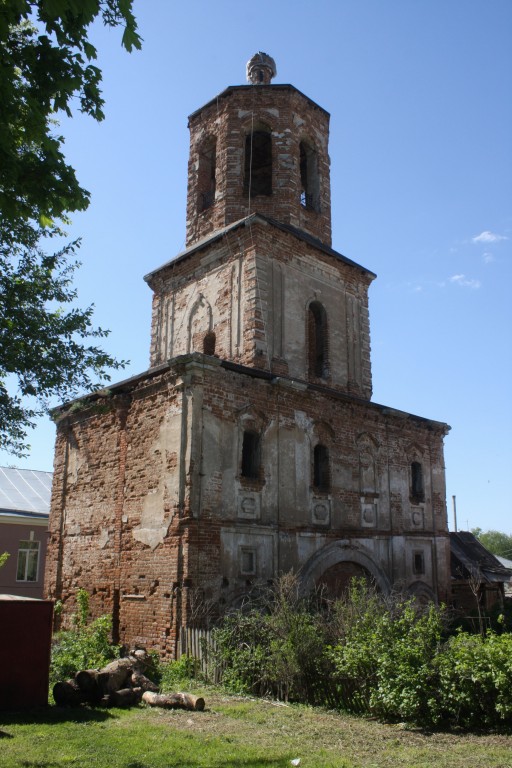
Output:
[[0, 1, 141, 455], [472, 528, 512, 559]]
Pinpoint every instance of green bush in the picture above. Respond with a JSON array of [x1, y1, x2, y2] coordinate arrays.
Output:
[[210, 574, 330, 702], [210, 610, 273, 696], [328, 580, 512, 728], [327, 581, 441, 720], [210, 576, 512, 730], [434, 631, 512, 728], [159, 655, 202, 691], [50, 589, 120, 684]]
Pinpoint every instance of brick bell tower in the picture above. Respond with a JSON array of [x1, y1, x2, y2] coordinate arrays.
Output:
[[185, 52, 332, 248], [46, 55, 451, 655], [147, 53, 375, 400]]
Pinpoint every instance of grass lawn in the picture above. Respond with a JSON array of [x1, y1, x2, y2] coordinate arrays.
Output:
[[0, 687, 511, 768]]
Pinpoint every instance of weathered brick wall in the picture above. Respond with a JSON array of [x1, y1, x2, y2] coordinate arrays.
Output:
[[185, 85, 332, 247], [46, 355, 451, 654], [46, 370, 187, 657], [147, 219, 374, 399], [147, 236, 251, 369]]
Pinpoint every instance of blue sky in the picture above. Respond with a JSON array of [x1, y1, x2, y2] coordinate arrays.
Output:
[[2, 0, 511, 534]]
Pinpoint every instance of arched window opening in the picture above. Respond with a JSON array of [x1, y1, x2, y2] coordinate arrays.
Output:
[[244, 129, 272, 197], [300, 141, 320, 211], [203, 331, 216, 356], [197, 138, 216, 212], [241, 430, 261, 479], [314, 444, 330, 492], [411, 461, 424, 502], [308, 301, 328, 378]]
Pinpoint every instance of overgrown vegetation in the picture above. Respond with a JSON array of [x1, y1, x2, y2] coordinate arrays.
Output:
[[50, 589, 120, 684], [159, 655, 203, 692], [207, 576, 512, 730], [47, 581, 511, 731]]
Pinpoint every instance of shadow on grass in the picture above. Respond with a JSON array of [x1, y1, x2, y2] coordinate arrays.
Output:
[[0, 704, 118, 727], [124, 761, 292, 768]]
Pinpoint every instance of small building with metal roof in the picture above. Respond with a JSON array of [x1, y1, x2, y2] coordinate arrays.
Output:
[[0, 467, 52, 599]]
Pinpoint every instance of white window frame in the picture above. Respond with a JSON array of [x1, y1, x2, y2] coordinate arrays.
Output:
[[16, 539, 40, 582]]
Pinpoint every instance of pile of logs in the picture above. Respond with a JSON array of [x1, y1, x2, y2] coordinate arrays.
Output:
[[53, 650, 205, 711]]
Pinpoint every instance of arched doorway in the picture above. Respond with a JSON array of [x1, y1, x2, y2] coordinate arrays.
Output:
[[299, 540, 392, 598], [317, 560, 373, 600]]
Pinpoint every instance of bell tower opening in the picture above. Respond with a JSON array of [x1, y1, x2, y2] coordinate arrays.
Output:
[[197, 136, 216, 212], [300, 140, 320, 212], [244, 126, 272, 198]]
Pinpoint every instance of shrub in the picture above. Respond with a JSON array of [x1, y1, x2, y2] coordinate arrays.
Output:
[[328, 580, 512, 728], [50, 589, 120, 684], [210, 609, 273, 696], [210, 574, 330, 702], [434, 631, 512, 728], [208, 576, 512, 729], [160, 655, 202, 691], [327, 580, 445, 720]]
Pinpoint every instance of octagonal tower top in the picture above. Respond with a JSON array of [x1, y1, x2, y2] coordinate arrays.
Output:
[[246, 52, 276, 84]]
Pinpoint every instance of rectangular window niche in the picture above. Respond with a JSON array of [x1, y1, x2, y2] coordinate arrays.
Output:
[[239, 547, 257, 577]]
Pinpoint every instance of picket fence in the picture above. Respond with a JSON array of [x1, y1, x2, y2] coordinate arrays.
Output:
[[178, 626, 221, 682]]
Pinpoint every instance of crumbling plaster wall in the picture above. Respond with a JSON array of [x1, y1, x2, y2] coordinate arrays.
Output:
[[46, 370, 190, 655], [181, 357, 450, 608], [147, 239, 249, 368], [148, 221, 373, 398]]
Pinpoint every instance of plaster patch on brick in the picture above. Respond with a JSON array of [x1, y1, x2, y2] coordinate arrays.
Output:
[[133, 486, 169, 550], [295, 410, 313, 432], [98, 528, 110, 549], [67, 441, 85, 485]]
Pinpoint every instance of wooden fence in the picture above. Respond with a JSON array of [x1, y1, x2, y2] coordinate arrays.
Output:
[[177, 627, 221, 682]]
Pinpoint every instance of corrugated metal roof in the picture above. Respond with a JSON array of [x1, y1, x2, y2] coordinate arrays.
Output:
[[450, 531, 511, 583], [0, 467, 52, 516]]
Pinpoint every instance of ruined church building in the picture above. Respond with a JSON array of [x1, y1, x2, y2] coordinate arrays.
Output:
[[46, 54, 451, 656]]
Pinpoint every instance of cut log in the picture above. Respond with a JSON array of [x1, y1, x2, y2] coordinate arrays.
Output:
[[105, 687, 142, 708], [131, 671, 159, 693], [75, 670, 103, 702], [54, 650, 158, 709], [96, 657, 139, 693], [142, 691, 205, 711], [53, 679, 87, 707]]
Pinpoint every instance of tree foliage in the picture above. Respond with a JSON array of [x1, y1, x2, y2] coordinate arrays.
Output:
[[0, 241, 128, 453], [0, 1, 140, 454], [472, 528, 512, 559]]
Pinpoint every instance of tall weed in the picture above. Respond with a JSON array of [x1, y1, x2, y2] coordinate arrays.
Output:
[[50, 589, 120, 684]]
